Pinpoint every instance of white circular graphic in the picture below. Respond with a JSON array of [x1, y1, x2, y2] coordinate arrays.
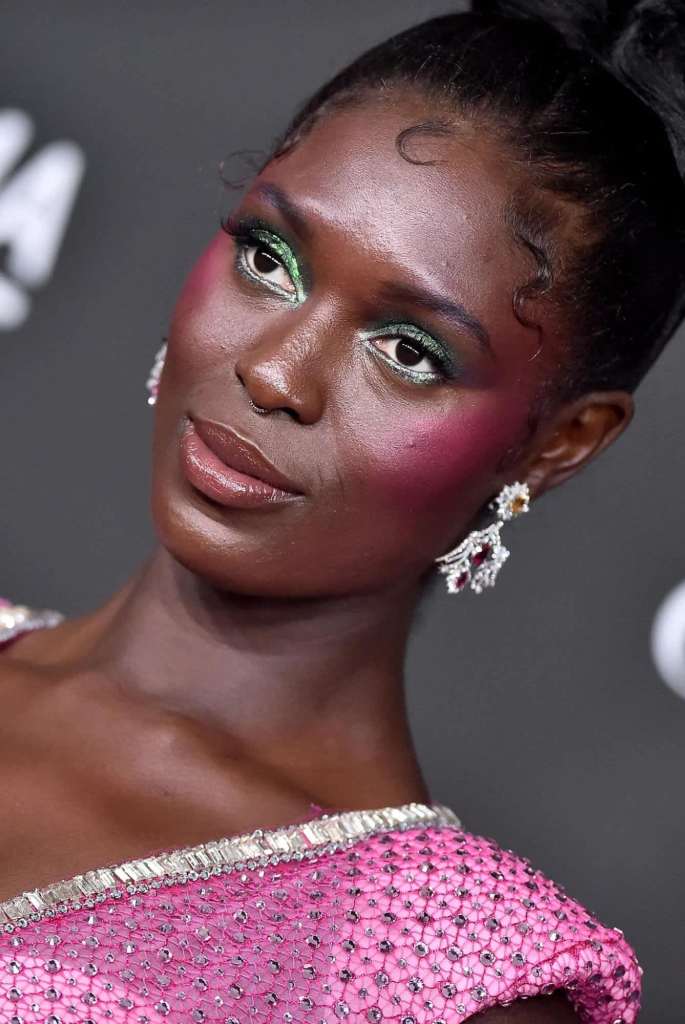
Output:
[[651, 579, 685, 700]]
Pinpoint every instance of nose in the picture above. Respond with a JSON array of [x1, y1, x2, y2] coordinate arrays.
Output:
[[234, 316, 326, 425]]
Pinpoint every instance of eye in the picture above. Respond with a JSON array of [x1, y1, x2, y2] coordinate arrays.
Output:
[[242, 241, 296, 297], [363, 323, 458, 385], [373, 335, 441, 377], [221, 216, 306, 304]]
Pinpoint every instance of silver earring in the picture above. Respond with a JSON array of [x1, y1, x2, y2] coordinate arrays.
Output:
[[435, 481, 530, 595], [146, 340, 167, 406]]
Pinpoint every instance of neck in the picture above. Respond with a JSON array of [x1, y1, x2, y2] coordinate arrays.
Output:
[[30, 545, 431, 810]]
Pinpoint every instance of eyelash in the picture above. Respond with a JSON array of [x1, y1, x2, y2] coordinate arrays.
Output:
[[221, 214, 304, 303], [220, 215, 459, 385], [361, 325, 458, 385]]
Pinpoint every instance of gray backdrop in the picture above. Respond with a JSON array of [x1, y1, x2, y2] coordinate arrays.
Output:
[[2, 3, 683, 1020]]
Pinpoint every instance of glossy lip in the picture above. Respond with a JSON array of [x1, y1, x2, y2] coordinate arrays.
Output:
[[187, 413, 305, 495]]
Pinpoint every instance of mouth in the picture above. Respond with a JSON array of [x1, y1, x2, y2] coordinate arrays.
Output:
[[179, 413, 305, 510]]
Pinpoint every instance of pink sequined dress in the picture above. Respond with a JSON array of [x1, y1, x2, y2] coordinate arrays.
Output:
[[0, 598, 641, 1023]]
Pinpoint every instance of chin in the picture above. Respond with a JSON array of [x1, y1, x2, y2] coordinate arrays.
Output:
[[148, 485, 297, 597]]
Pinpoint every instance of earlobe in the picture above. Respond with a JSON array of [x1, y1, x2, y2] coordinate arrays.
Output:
[[523, 390, 634, 498]]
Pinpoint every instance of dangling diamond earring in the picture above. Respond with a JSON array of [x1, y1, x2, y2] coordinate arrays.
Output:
[[434, 481, 530, 595], [146, 340, 167, 406]]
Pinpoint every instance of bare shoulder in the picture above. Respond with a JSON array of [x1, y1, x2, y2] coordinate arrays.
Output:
[[472, 992, 580, 1022]]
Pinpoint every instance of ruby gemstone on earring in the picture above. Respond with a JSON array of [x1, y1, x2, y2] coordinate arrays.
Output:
[[471, 544, 492, 567], [434, 481, 530, 596]]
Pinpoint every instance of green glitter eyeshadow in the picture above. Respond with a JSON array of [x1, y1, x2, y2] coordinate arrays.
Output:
[[362, 322, 459, 381], [251, 228, 305, 303]]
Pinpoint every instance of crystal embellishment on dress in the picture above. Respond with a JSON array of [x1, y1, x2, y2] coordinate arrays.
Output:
[[0, 802, 460, 929], [0, 596, 642, 1021], [0, 597, 64, 644], [0, 812, 642, 1024]]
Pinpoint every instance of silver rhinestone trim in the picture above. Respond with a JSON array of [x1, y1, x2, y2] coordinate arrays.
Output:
[[0, 802, 461, 930], [0, 602, 64, 644]]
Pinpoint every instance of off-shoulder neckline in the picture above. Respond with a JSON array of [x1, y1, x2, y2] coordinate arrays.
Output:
[[0, 801, 461, 931], [0, 604, 462, 930]]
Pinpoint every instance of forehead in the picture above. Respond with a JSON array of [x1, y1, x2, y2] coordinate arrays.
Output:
[[253, 90, 527, 310]]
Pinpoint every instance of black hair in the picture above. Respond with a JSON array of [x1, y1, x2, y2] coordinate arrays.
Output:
[[258, 1, 685, 406]]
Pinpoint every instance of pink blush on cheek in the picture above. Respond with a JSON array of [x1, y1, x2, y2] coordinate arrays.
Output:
[[364, 405, 526, 513], [173, 233, 230, 316]]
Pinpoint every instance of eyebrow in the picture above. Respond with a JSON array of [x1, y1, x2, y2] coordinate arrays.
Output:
[[253, 182, 493, 359], [253, 183, 312, 241], [376, 280, 493, 358]]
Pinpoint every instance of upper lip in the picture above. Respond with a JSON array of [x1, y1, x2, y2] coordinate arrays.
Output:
[[188, 413, 304, 495]]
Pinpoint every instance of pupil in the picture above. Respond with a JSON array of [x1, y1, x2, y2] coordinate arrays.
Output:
[[396, 339, 423, 366], [254, 247, 280, 274]]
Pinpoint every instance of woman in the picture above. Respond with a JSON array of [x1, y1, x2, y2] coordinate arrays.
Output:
[[1, 0, 681, 1018]]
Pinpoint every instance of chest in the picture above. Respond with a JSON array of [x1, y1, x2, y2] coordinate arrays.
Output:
[[0, 661, 310, 905]]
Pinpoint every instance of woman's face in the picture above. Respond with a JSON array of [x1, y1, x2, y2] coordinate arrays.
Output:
[[151, 89, 565, 597]]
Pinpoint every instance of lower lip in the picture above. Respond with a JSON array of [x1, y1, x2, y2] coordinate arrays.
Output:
[[179, 420, 301, 509]]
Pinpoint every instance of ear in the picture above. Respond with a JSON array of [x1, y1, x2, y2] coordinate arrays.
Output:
[[522, 390, 634, 498]]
